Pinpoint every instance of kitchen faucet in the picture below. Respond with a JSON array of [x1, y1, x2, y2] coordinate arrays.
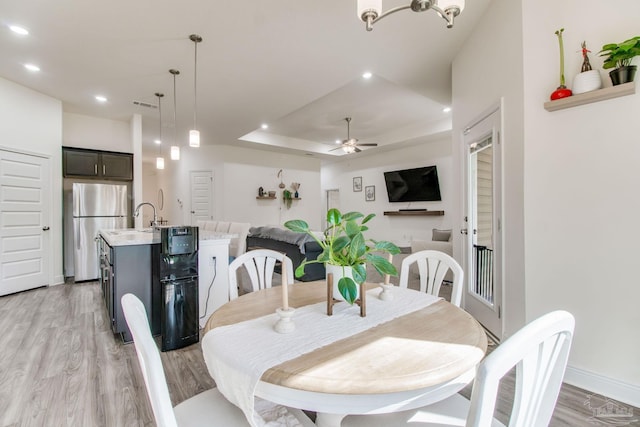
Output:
[[134, 202, 158, 227]]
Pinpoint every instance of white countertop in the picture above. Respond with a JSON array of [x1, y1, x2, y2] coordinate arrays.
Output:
[[100, 228, 235, 247]]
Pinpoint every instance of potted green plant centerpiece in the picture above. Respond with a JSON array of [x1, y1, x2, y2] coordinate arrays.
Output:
[[599, 36, 640, 85], [284, 208, 400, 304]]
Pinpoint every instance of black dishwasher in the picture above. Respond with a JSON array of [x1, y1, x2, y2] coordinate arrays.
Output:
[[153, 226, 199, 351]]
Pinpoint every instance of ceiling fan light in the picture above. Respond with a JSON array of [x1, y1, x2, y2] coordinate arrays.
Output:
[[170, 145, 180, 160], [438, 0, 465, 13], [156, 157, 165, 169], [189, 129, 200, 147], [357, 0, 381, 21], [343, 145, 356, 154]]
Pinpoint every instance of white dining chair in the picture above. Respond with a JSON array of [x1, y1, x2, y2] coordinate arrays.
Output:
[[342, 310, 575, 427], [121, 293, 314, 427], [399, 249, 463, 307], [228, 249, 294, 300], [121, 293, 248, 427]]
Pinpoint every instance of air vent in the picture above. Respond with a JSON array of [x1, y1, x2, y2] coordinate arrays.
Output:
[[132, 100, 158, 109]]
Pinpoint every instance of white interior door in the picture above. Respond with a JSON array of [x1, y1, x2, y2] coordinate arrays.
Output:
[[463, 108, 503, 340], [0, 149, 50, 296], [190, 170, 213, 225]]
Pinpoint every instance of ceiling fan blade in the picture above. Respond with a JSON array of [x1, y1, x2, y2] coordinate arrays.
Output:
[[329, 146, 343, 152], [356, 143, 378, 147], [354, 147, 362, 153]]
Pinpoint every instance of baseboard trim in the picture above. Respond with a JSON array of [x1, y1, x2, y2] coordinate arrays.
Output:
[[564, 365, 640, 408]]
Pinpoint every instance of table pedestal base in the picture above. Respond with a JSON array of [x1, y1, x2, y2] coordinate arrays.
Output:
[[315, 412, 346, 427]]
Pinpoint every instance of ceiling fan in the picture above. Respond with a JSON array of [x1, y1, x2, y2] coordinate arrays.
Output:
[[330, 117, 378, 153]]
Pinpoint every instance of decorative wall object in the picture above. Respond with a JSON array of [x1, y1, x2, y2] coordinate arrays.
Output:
[[365, 185, 375, 201], [572, 41, 602, 94], [599, 36, 640, 86], [550, 28, 573, 100], [291, 182, 300, 198], [353, 176, 362, 192]]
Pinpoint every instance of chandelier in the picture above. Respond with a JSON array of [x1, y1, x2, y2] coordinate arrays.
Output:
[[189, 34, 203, 148], [155, 92, 165, 170], [169, 69, 180, 160], [357, 0, 465, 31]]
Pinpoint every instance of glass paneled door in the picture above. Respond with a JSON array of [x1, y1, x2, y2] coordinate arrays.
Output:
[[463, 108, 502, 340]]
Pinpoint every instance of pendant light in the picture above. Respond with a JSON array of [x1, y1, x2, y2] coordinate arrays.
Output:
[[189, 34, 203, 148], [169, 69, 181, 160], [155, 92, 165, 169]]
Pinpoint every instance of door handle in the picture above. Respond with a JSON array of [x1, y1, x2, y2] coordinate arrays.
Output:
[[190, 210, 195, 214], [460, 229, 468, 235], [42, 226, 50, 231], [103, 165, 106, 175], [94, 164, 98, 175]]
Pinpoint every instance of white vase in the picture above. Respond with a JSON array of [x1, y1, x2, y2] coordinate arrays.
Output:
[[326, 264, 360, 301], [572, 70, 602, 94]]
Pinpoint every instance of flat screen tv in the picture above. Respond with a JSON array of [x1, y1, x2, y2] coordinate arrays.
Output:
[[383, 165, 442, 202]]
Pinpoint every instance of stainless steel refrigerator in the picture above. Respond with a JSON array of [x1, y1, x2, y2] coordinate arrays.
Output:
[[72, 183, 128, 281]]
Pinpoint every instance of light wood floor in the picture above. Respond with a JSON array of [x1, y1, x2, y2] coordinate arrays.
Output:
[[0, 282, 637, 426]]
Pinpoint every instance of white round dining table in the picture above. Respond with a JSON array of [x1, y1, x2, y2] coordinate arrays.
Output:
[[204, 281, 487, 427]]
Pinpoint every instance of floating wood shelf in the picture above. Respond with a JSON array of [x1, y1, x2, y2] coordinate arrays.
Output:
[[544, 82, 635, 112], [384, 210, 444, 216], [256, 196, 276, 200]]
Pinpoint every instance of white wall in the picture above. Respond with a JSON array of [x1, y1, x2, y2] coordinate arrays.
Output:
[[141, 161, 162, 226], [151, 144, 322, 230], [63, 112, 131, 153], [455, 0, 640, 406], [0, 77, 64, 285], [452, 0, 526, 337], [522, 0, 640, 405], [321, 137, 452, 246]]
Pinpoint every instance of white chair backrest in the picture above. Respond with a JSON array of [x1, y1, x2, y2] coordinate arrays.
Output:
[[227, 222, 251, 258], [466, 310, 575, 427], [121, 293, 178, 427], [399, 249, 464, 306], [228, 249, 294, 300]]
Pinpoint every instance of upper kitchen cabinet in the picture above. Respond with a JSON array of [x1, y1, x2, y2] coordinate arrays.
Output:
[[63, 147, 133, 180]]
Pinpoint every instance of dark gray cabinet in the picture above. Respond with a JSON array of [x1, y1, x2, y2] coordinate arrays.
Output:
[[63, 147, 133, 180], [99, 237, 153, 342]]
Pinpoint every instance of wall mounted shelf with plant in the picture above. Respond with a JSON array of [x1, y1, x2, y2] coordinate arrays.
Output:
[[544, 81, 635, 112]]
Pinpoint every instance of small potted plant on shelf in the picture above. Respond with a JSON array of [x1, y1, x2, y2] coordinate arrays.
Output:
[[599, 36, 640, 85], [284, 208, 400, 304]]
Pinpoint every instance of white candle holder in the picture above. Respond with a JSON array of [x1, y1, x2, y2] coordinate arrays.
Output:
[[378, 283, 395, 301], [274, 307, 296, 334]]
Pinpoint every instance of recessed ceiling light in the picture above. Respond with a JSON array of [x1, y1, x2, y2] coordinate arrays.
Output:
[[362, 71, 373, 79], [443, 107, 452, 113], [335, 139, 342, 145], [24, 64, 40, 72], [95, 95, 108, 103], [261, 123, 269, 130], [154, 139, 162, 145], [9, 25, 29, 35]]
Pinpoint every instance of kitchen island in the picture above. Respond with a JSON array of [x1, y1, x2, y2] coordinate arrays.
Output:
[[98, 228, 233, 342]]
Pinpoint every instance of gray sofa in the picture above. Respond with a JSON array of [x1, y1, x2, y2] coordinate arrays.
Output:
[[246, 226, 325, 281]]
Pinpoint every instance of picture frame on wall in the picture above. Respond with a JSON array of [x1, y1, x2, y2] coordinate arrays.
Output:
[[365, 185, 375, 201], [353, 176, 362, 192]]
